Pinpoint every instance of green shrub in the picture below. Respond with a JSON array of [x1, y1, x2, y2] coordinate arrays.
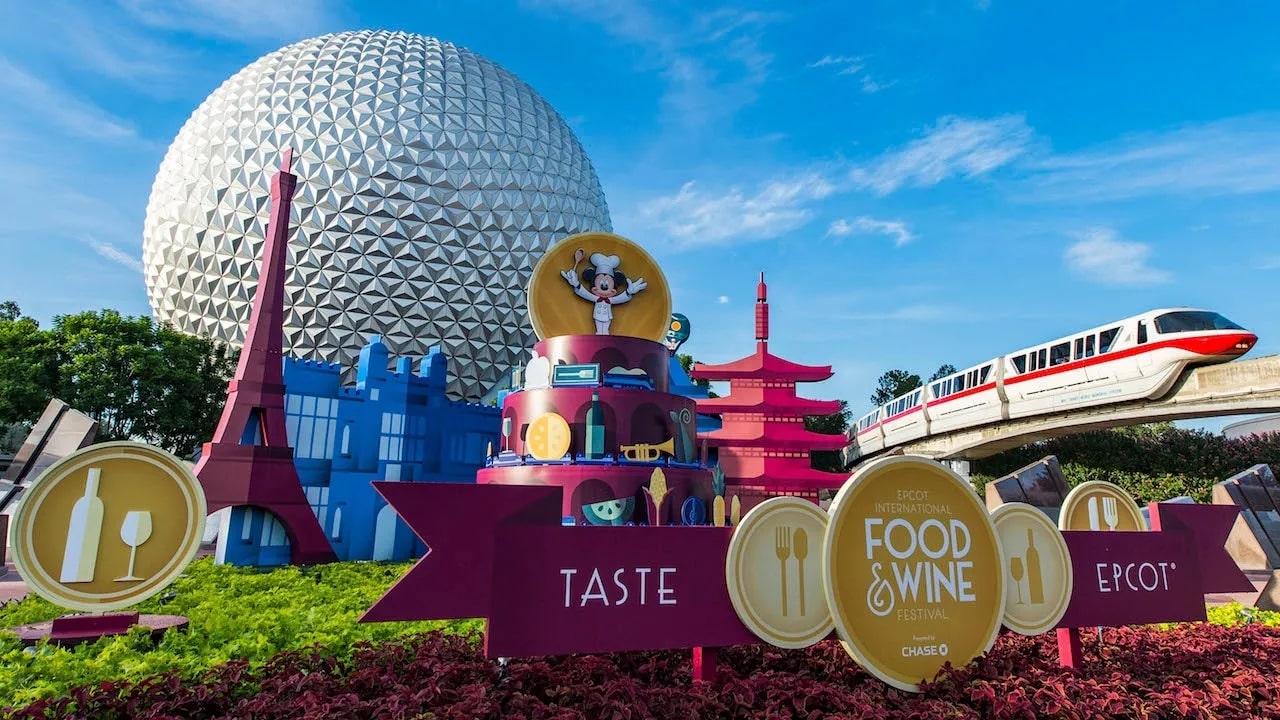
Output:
[[0, 558, 481, 708], [973, 425, 1280, 482]]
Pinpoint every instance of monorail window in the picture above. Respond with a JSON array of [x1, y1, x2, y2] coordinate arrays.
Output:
[[931, 383, 941, 397], [1074, 338, 1084, 360], [1012, 355, 1027, 373], [1153, 311, 1246, 334], [1037, 348, 1047, 368], [980, 365, 991, 383], [1050, 342, 1071, 366], [1098, 327, 1120, 353], [1085, 335, 1095, 357], [1137, 321, 1147, 344]]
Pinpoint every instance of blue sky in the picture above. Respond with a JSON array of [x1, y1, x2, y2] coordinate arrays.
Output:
[[2, 0, 1278, 433]]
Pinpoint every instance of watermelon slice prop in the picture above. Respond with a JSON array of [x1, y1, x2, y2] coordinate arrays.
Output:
[[583, 497, 636, 526]]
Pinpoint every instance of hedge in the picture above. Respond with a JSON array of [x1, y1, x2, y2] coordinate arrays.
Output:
[[972, 426, 1280, 482]]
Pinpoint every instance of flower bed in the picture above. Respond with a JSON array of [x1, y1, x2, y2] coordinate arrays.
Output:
[[0, 559, 481, 708], [5, 621, 1280, 719]]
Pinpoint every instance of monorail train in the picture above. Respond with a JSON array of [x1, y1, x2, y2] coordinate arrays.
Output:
[[849, 308, 1258, 458]]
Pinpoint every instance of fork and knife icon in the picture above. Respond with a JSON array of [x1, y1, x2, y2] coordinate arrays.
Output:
[[1087, 495, 1119, 531], [774, 526, 809, 617]]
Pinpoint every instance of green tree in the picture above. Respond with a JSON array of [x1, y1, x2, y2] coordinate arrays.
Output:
[[49, 310, 237, 455], [870, 369, 922, 406], [0, 300, 21, 322], [0, 303, 59, 425], [678, 353, 719, 399], [928, 364, 958, 381], [806, 399, 851, 473]]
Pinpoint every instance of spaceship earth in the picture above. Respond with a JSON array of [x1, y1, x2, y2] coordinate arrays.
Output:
[[142, 30, 613, 401]]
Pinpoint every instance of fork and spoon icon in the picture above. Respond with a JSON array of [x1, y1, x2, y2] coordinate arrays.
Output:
[[775, 526, 810, 617], [1087, 496, 1119, 531]]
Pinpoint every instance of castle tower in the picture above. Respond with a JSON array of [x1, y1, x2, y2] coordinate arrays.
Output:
[[193, 148, 337, 565], [690, 273, 848, 510]]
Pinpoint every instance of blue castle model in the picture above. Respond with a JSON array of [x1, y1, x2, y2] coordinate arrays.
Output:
[[215, 335, 502, 566]]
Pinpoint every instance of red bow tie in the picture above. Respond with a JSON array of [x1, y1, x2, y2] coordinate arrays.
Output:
[[596, 297, 611, 304]]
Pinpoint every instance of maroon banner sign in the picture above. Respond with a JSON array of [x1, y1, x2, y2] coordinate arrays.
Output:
[[1057, 530, 1202, 628], [1054, 501, 1253, 630], [487, 525, 758, 658], [363, 481, 1254, 661], [361, 483, 561, 622]]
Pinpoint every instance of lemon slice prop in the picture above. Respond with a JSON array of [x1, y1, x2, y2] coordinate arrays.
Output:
[[526, 412, 573, 460]]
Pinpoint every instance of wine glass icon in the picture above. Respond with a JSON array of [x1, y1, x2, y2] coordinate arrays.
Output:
[[1010, 556, 1025, 604], [115, 510, 153, 582]]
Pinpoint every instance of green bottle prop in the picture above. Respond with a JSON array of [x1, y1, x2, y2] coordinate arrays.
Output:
[[586, 390, 605, 459]]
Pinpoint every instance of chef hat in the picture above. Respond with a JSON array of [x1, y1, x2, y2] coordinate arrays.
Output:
[[590, 253, 621, 277]]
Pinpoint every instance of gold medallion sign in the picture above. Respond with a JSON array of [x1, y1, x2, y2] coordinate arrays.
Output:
[[725, 497, 834, 649], [11, 441, 207, 612], [823, 455, 1005, 692], [527, 231, 672, 342], [990, 503, 1073, 635], [1058, 480, 1148, 532]]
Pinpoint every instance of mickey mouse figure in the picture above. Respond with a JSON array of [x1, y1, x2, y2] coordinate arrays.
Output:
[[560, 251, 648, 334]]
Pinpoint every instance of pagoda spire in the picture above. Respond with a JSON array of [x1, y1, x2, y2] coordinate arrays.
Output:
[[755, 271, 769, 352], [193, 146, 337, 566]]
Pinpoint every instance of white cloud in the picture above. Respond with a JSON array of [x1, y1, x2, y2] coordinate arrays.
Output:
[[717, 295, 730, 304], [120, 0, 343, 42], [1023, 114, 1280, 202], [851, 115, 1034, 195], [640, 175, 835, 248], [809, 54, 893, 93], [83, 237, 143, 274], [827, 216, 915, 246], [525, 1, 779, 128], [1063, 228, 1172, 285], [0, 58, 136, 142], [1260, 256, 1280, 270], [809, 55, 863, 75]]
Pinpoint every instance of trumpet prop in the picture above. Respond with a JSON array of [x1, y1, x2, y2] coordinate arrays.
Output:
[[619, 438, 675, 461]]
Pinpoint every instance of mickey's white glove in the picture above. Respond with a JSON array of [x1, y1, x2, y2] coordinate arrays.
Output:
[[561, 269, 581, 288], [629, 277, 648, 293]]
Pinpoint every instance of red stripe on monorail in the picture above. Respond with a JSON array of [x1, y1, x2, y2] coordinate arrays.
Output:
[[1003, 332, 1254, 386]]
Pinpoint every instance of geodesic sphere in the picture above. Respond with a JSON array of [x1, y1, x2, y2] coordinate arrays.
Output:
[[142, 30, 612, 401]]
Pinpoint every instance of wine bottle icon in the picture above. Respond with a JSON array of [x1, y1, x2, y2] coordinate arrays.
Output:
[[60, 468, 106, 583], [1025, 527, 1045, 605]]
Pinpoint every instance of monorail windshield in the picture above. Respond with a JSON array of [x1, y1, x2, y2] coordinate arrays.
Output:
[[1153, 311, 1245, 334]]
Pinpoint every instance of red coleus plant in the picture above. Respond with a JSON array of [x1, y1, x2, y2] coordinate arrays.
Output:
[[5, 624, 1280, 719]]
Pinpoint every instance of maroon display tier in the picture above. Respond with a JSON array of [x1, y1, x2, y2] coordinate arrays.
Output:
[[534, 335, 671, 394], [500, 386, 699, 463], [477, 464, 713, 524]]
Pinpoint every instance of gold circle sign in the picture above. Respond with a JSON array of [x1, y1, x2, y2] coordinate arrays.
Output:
[[527, 231, 672, 342], [725, 497, 834, 649], [1058, 480, 1148, 532], [526, 412, 572, 460], [823, 455, 1006, 693], [11, 441, 207, 613], [990, 503, 1073, 636]]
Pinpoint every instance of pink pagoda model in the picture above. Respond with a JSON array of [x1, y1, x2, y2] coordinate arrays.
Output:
[[690, 273, 847, 511]]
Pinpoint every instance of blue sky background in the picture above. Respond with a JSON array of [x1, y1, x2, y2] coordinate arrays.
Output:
[[2, 0, 1278, 433]]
